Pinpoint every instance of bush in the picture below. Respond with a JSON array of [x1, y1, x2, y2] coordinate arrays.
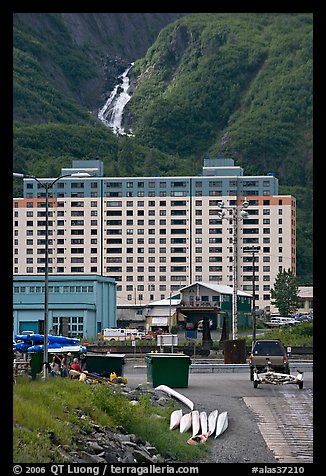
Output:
[[245, 322, 313, 347]]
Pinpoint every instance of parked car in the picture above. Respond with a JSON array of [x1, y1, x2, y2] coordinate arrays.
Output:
[[292, 313, 312, 323], [249, 339, 290, 381], [141, 333, 155, 340], [263, 316, 300, 328]]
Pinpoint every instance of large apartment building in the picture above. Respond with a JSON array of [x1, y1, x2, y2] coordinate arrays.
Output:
[[13, 156, 296, 312]]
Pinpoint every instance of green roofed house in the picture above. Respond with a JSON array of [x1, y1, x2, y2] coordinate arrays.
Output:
[[13, 275, 116, 339], [177, 281, 252, 330]]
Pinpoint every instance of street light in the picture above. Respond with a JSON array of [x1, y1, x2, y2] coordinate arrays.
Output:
[[217, 199, 249, 340], [13, 171, 91, 379], [243, 245, 261, 348]]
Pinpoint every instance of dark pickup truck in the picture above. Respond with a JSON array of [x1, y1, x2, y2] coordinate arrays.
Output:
[[249, 339, 290, 381]]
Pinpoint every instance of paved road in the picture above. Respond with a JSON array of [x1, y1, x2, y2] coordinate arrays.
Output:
[[124, 362, 313, 464]]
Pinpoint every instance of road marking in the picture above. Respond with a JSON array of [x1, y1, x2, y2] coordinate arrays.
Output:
[[243, 390, 313, 463]]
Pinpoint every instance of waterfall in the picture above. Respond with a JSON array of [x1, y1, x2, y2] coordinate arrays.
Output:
[[98, 63, 134, 135]]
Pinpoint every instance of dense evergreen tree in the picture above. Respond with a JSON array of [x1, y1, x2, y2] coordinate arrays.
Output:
[[271, 269, 299, 316]]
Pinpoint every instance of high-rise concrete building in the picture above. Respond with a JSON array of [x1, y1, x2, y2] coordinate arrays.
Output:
[[13, 156, 296, 313]]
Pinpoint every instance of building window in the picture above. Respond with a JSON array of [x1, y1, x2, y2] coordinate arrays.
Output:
[[71, 257, 84, 263], [71, 267, 84, 272], [71, 182, 84, 189]]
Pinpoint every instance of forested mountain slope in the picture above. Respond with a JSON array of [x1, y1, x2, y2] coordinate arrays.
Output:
[[127, 13, 312, 187], [14, 12, 187, 114]]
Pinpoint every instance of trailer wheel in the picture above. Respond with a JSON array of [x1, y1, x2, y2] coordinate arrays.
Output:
[[298, 381, 303, 390], [253, 380, 258, 388], [250, 368, 254, 381]]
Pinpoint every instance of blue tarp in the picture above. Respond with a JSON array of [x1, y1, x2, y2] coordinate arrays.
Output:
[[14, 335, 86, 353]]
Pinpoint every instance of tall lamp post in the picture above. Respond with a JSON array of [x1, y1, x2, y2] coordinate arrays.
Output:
[[13, 172, 91, 379], [217, 199, 249, 340], [243, 246, 261, 348]]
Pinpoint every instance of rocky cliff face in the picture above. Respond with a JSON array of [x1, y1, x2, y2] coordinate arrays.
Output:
[[59, 13, 187, 60], [15, 13, 187, 111]]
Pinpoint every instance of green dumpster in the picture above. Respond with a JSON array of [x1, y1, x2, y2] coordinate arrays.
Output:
[[30, 352, 43, 380], [145, 352, 191, 388], [85, 353, 125, 377]]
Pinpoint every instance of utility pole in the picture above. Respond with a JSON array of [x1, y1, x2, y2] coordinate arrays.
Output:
[[14, 172, 91, 379], [44, 183, 49, 378], [232, 206, 238, 340], [169, 292, 172, 332], [218, 199, 249, 340], [243, 246, 261, 348]]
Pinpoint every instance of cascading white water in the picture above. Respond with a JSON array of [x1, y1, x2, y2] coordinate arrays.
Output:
[[98, 63, 134, 135]]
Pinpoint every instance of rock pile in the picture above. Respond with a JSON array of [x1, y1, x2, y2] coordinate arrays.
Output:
[[61, 422, 170, 464], [49, 384, 178, 464]]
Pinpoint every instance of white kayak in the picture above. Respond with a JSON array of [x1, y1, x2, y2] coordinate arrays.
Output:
[[199, 411, 208, 434], [208, 410, 218, 436], [180, 412, 192, 433], [191, 410, 200, 437], [169, 409, 183, 430], [214, 411, 228, 438], [155, 385, 194, 410]]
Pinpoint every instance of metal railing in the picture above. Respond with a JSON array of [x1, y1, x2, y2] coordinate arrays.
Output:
[[189, 361, 313, 373]]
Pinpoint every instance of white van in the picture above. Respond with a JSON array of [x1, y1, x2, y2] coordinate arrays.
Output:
[[100, 328, 129, 341], [125, 329, 144, 339], [99, 328, 143, 341], [269, 316, 299, 327]]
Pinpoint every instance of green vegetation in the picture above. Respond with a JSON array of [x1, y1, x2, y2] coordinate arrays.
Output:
[[271, 269, 299, 316], [130, 14, 312, 166], [13, 22, 96, 124], [13, 13, 313, 283], [244, 322, 313, 347], [14, 378, 207, 463], [13, 123, 185, 198]]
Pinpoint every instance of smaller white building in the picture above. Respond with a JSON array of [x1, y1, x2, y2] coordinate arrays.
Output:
[[297, 286, 313, 314], [144, 294, 182, 331]]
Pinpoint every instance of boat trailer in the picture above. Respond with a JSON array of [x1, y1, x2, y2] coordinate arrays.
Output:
[[253, 362, 304, 389]]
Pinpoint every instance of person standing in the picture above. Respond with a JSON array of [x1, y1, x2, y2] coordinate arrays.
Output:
[[60, 353, 70, 377], [50, 356, 61, 377]]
